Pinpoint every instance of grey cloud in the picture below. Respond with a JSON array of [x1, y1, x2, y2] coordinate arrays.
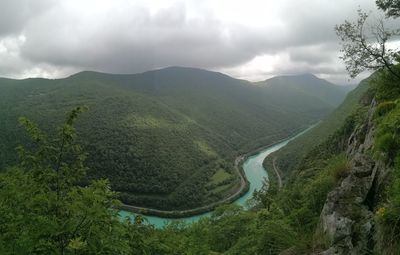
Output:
[[20, 2, 256, 73], [288, 43, 339, 65], [0, 0, 54, 36], [0, 0, 395, 82]]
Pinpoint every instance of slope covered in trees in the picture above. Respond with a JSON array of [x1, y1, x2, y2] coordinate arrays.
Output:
[[263, 76, 371, 177], [1, 68, 389, 255], [0, 67, 349, 210], [124, 66, 399, 254], [257, 73, 351, 108]]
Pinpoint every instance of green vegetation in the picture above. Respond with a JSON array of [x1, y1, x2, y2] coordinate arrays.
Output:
[[0, 108, 133, 254], [371, 68, 400, 253], [210, 169, 232, 185], [3, 0, 400, 253], [257, 73, 350, 108], [2, 69, 398, 254], [334, 1, 400, 252], [138, 119, 357, 254], [263, 76, 370, 177], [0, 106, 354, 254], [0, 67, 348, 210], [207, 169, 235, 197], [0, 90, 362, 255]]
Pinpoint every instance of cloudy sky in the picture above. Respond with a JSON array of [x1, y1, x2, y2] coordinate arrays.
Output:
[[0, 0, 391, 84]]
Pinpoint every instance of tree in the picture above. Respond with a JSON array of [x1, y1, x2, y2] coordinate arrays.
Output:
[[0, 107, 137, 254], [376, 0, 400, 17], [335, 5, 400, 80], [251, 179, 279, 211]]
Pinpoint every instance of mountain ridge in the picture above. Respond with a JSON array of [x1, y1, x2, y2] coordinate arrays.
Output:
[[0, 66, 351, 210]]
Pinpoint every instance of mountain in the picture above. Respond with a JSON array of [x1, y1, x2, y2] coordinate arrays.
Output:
[[257, 73, 349, 108], [0, 67, 349, 210], [3, 69, 397, 254], [338, 83, 358, 93], [263, 76, 371, 176], [252, 69, 400, 253]]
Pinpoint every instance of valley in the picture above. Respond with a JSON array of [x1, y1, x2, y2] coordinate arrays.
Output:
[[0, 67, 349, 211], [120, 123, 317, 223], [2, 0, 400, 254]]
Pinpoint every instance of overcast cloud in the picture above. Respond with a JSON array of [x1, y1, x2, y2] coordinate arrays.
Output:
[[0, 0, 394, 84]]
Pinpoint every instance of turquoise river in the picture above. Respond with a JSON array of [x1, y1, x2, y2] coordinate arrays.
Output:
[[119, 125, 315, 228]]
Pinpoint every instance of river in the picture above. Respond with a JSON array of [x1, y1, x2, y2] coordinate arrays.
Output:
[[119, 125, 315, 228]]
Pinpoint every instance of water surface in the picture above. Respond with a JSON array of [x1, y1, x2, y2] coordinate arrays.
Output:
[[119, 125, 315, 227]]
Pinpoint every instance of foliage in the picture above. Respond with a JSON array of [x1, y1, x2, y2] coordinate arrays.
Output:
[[376, 0, 400, 17], [0, 67, 347, 210], [372, 70, 400, 253], [376, 156, 400, 254], [125, 2, 400, 253], [335, 8, 400, 80], [162, 127, 354, 255], [374, 93, 400, 162], [374, 75, 400, 254], [335, 2, 400, 251], [257, 73, 351, 108], [264, 76, 370, 178], [252, 179, 279, 211], [329, 154, 351, 182], [0, 108, 141, 254], [0, 75, 377, 254], [374, 65, 400, 101]]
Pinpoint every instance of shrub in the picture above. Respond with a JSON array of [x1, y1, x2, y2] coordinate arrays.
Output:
[[328, 154, 351, 182]]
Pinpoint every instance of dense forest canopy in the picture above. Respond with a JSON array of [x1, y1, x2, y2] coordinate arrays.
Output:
[[0, 67, 348, 210], [2, 0, 400, 254], [3, 65, 398, 254]]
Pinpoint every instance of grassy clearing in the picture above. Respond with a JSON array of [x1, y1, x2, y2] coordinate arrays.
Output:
[[210, 183, 234, 194], [211, 169, 232, 185], [195, 140, 218, 157]]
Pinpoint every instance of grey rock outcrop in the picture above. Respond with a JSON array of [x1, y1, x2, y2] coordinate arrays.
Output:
[[317, 99, 391, 254]]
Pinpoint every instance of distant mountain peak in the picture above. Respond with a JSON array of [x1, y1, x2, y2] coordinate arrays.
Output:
[[256, 73, 347, 107], [261, 73, 338, 86], [265, 73, 319, 81]]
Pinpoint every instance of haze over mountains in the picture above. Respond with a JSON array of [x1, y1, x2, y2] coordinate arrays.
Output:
[[264, 76, 371, 179], [258, 73, 354, 106], [0, 66, 352, 210]]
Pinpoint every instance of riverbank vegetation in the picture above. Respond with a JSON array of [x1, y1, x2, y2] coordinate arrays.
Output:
[[263, 78, 371, 178], [3, 1, 400, 253], [0, 99, 363, 254], [2, 67, 399, 254], [0, 67, 347, 210], [0, 53, 372, 251], [129, 66, 400, 255]]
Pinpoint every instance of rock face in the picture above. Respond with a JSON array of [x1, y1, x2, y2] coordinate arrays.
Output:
[[317, 99, 391, 254]]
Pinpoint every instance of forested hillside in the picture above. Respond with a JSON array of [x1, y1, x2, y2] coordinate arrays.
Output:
[[0, 67, 348, 210], [4, 67, 396, 255], [263, 76, 371, 177], [2, 0, 400, 253], [112, 65, 398, 254], [257, 73, 350, 107]]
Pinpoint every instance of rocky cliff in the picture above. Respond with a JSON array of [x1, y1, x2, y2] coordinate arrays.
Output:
[[317, 99, 392, 254]]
